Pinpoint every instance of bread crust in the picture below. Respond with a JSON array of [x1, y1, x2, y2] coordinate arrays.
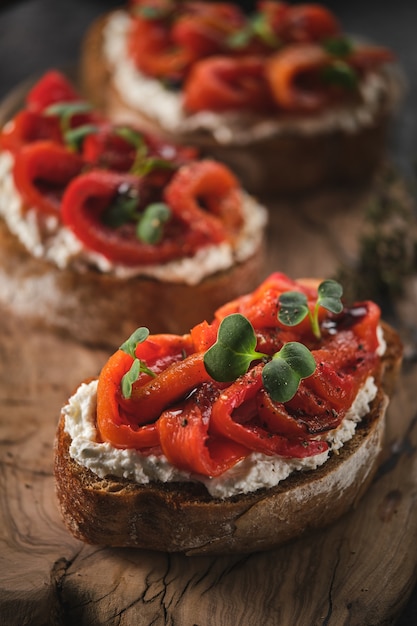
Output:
[[79, 12, 403, 195], [0, 218, 264, 348], [54, 322, 402, 554]]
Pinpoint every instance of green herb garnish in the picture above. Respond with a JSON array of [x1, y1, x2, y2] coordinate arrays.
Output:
[[204, 314, 265, 382], [99, 127, 173, 241], [278, 279, 343, 339], [322, 61, 358, 90], [45, 101, 93, 144], [64, 124, 98, 152], [101, 184, 139, 228], [323, 37, 354, 57], [136, 202, 171, 244], [262, 342, 316, 403], [120, 327, 156, 399], [115, 125, 175, 177], [227, 13, 280, 50], [204, 313, 316, 403]]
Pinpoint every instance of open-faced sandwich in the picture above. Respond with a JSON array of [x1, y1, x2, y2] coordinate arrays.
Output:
[[54, 272, 403, 554], [80, 0, 403, 194], [0, 70, 267, 346]]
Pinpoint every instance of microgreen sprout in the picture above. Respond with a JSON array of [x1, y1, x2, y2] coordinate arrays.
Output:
[[278, 279, 343, 339], [64, 124, 98, 151], [204, 314, 266, 382], [119, 327, 156, 399], [44, 101, 94, 146], [227, 13, 280, 49], [204, 313, 316, 403], [136, 202, 171, 244], [114, 126, 175, 177]]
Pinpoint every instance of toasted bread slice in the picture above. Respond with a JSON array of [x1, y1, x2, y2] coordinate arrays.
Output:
[[54, 322, 402, 554], [79, 11, 404, 195]]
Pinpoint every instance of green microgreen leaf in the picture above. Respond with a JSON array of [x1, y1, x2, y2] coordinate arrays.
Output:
[[134, 156, 175, 177], [119, 327, 156, 399], [317, 279, 344, 314], [278, 291, 309, 327], [321, 61, 358, 90], [121, 358, 141, 399], [262, 342, 316, 403], [278, 280, 344, 339], [204, 313, 266, 382], [101, 183, 139, 228], [323, 37, 354, 57], [114, 126, 174, 177], [132, 1, 173, 21], [227, 13, 280, 49], [114, 126, 146, 151], [250, 12, 280, 47], [226, 26, 253, 49], [120, 327, 150, 358], [136, 202, 171, 244], [45, 101, 93, 137], [64, 124, 98, 151]]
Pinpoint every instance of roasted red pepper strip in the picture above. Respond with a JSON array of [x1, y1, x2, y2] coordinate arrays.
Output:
[[210, 364, 329, 457], [13, 140, 84, 215], [215, 272, 321, 339], [26, 70, 80, 113], [266, 43, 333, 112], [97, 333, 195, 448], [171, 2, 246, 57], [96, 349, 160, 449], [0, 110, 62, 154], [163, 159, 243, 246], [61, 160, 241, 265], [262, 2, 341, 43], [184, 55, 275, 113], [158, 389, 249, 476], [128, 15, 193, 80], [61, 169, 187, 265], [122, 352, 213, 425]]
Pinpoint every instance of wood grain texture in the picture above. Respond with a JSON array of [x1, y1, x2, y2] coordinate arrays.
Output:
[[1, 173, 417, 625]]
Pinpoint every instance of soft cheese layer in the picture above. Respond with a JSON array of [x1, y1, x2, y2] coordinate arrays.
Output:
[[63, 375, 378, 499], [0, 152, 267, 285], [103, 11, 402, 145]]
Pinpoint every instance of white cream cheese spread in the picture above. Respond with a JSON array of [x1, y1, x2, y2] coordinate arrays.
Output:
[[0, 151, 267, 286], [103, 11, 401, 145], [63, 372, 379, 499]]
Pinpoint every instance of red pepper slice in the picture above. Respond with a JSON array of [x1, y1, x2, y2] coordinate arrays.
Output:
[[158, 384, 249, 477], [277, 3, 341, 43], [184, 55, 275, 113], [127, 15, 193, 80], [256, 388, 309, 437], [0, 110, 62, 155], [214, 272, 320, 338], [171, 3, 246, 58], [26, 70, 80, 113], [12, 140, 84, 216], [61, 169, 186, 265], [266, 43, 333, 112], [121, 352, 213, 425], [163, 159, 243, 247], [96, 349, 160, 449], [210, 365, 329, 457]]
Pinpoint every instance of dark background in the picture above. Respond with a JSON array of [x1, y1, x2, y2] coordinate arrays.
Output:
[[0, 1, 416, 623]]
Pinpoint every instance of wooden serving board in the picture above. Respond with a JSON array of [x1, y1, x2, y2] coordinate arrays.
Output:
[[1, 80, 417, 625], [1, 180, 417, 626]]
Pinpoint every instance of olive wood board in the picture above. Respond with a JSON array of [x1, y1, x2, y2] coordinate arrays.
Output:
[[1, 80, 417, 626]]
